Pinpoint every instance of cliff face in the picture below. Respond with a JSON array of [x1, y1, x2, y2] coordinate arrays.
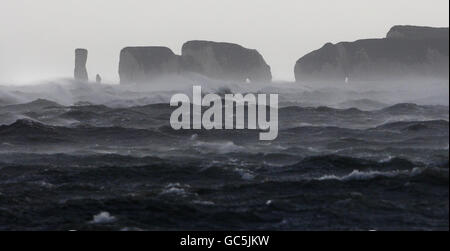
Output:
[[118, 41, 271, 84], [295, 26, 449, 82], [182, 41, 272, 82], [119, 47, 181, 84], [74, 49, 88, 82]]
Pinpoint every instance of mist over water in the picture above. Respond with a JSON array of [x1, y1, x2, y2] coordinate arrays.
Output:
[[0, 76, 448, 107], [0, 75, 448, 230]]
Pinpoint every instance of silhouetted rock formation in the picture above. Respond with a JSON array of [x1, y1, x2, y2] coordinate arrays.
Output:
[[387, 25, 449, 40], [96, 74, 102, 84], [118, 41, 271, 84], [295, 26, 449, 82], [74, 49, 88, 81], [119, 47, 181, 84], [181, 41, 272, 82]]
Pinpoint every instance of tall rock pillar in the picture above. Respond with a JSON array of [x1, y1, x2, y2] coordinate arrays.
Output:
[[74, 48, 88, 81]]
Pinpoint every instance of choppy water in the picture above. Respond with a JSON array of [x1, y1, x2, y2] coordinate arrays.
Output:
[[0, 79, 448, 230]]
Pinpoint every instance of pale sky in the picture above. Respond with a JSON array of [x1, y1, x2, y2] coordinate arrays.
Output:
[[0, 0, 448, 83]]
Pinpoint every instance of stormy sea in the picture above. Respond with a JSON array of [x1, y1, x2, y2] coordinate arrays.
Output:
[[0, 77, 448, 231]]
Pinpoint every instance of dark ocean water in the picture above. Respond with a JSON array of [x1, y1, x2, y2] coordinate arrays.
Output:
[[0, 80, 448, 230]]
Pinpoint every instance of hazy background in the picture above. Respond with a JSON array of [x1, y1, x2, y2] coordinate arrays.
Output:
[[0, 0, 448, 84]]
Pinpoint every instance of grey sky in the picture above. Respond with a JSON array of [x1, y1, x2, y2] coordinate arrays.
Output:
[[0, 0, 448, 83]]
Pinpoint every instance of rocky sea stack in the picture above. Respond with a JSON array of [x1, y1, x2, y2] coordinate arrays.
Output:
[[119, 47, 182, 84], [181, 41, 272, 82], [74, 48, 89, 82], [118, 41, 271, 84]]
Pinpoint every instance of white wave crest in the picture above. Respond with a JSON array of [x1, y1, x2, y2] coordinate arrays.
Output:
[[317, 169, 413, 182], [90, 212, 116, 224], [193, 141, 246, 154]]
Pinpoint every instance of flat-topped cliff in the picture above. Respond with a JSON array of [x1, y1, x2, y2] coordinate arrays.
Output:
[[295, 26, 449, 82], [118, 41, 271, 84], [119, 47, 181, 84], [182, 40, 271, 82]]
